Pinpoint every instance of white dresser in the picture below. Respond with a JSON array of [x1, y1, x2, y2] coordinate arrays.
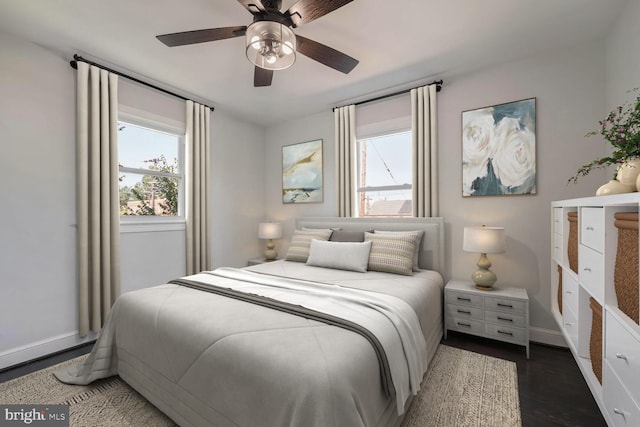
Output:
[[552, 193, 640, 426], [444, 280, 529, 358]]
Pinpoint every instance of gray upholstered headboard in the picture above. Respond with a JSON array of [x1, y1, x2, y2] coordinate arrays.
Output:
[[295, 217, 445, 275]]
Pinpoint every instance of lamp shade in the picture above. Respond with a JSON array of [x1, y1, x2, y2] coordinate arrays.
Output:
[[258, 222, 282, 240], [463, 226, 505, 254], [246, 21, 296, 71]]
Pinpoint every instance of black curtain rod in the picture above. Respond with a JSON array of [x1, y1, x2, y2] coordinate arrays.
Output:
[[69, 54, 214, 111], [334, 79, 443, 111]]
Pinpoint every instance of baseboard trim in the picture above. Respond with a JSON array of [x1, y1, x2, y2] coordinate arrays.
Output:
[[0, 331, 97, 371], [530, 326, 568, 348]]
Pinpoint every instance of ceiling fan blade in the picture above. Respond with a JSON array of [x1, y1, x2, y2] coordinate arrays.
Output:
[[254, 67, 274, 87], [296, 35, 358, 74], [285, 0, 353, 27], [157, 26, 247, 47], [237, 0, 266, 14]]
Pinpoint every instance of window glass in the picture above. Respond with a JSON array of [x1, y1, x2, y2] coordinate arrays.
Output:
[[118, 120, 183, 218], [356, 131, 412, 217]]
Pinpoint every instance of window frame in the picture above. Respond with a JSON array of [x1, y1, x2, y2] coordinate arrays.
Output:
[[117, 111, 186, 231], [355, 128, 413, 218]]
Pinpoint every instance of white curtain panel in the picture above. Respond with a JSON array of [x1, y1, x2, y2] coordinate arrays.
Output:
[[76, 62, 121, 337], [334, 104, 356, 217], [411, 84, 439, 217], [185, 101, 212, 274]]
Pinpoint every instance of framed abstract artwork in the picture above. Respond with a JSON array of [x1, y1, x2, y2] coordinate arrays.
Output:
[[462, 98, 536, 196], [282, 139, 323, 204]]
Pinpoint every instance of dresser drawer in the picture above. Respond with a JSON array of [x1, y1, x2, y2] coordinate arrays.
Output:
[[485, 310, 527, 328], [562, 269, 579, 315], [605, 311, 640, 405], [446, 304, 484, 321], [579, 244, 605, 304], [604, 364, 640, 427], [447, 317, 484, 335], [447, 291, 483, 308], [484, 323, 527, 344], [563, 307, 579, 350], [580, 207, 604, 252], [485, 296, 527, 314], [553, 207, 563, 224], [553, 232, 562, 261]]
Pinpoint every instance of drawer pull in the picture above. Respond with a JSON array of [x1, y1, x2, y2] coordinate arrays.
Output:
[[583, 267, 592, 272], [457, 322, 471, 328], [498, 330, 513, 336], [565, 290, 572, 294], [615, 353, 628, 361], [497, 303, 513, 308], [457, 309, 471, 315], [457, 297, 471, 302], [564, 322, 573, 327], [497, 316, 513, 322], [613, 408, 625, 418], [586, 226, 594, 231]]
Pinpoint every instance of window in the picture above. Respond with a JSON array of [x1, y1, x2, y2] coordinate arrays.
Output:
[[356, 130, 412, 217], [118, 115, 184, 220]]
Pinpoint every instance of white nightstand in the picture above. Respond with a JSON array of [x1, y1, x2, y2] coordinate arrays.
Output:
[[444, 280, 530, 358], [247, 258, 278, 266]]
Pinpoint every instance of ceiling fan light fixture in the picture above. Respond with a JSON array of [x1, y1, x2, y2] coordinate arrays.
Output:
[[245, 21, 296, 71]]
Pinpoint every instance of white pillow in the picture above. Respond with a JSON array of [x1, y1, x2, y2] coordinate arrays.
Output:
[[306, 239, 372, 273]]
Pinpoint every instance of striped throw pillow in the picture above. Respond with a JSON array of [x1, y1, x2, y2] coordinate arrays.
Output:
[[364, 232, 416, 276], [285, 229, 333, 262], [374, 230, 424, 271]]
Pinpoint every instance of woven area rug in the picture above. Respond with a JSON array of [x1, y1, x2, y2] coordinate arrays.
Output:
[[0, 345, 520, 427]]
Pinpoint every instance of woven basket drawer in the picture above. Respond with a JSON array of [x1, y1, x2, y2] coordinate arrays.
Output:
[[614, 212, 639, 324], [590, 297, 603, 384], [568, 212, 578, 273]]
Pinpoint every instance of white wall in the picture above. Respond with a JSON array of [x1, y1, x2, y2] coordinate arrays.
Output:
[[0, 32, 265, 369], [264, 40, 610, 340], [264, 110, 336, 258], [605, 0, 640, 108]]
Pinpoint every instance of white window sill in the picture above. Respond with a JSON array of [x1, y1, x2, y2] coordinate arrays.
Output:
[[120, 218, 186, 233]]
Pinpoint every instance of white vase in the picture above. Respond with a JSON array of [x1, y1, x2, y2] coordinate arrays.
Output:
[[596, 180, 635, 196], [616, 159, 640, 186]]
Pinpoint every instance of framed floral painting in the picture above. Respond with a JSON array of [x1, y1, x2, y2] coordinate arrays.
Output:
[[462, 98, 536, 196], [282, 139, 323, 203]]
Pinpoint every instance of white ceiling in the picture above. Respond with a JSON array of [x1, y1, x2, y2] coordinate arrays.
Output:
[[0, 0, 627, 126]]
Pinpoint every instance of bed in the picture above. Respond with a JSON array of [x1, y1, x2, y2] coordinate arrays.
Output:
[[55, 217, 445, 427]]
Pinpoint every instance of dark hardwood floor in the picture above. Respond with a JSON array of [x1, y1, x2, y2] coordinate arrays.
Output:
[[1, 334, 606, 426]]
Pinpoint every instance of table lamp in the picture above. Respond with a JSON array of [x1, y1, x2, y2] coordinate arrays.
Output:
[[463, 225, 505, 290], [258, 222, 282, 261]]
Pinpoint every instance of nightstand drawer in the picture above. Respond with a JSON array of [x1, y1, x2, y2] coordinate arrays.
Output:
[[485, 323, 527, 344], [485, 296, 526, 314], [447, 291, 483, 308], [446, 304, 484, 321], [485, 310, 526, 328], [447, 317, 484, 335]]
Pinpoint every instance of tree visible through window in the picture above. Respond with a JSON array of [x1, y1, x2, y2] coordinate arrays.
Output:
[[356, 131, 412, 217], [118, 120, 183, 217]]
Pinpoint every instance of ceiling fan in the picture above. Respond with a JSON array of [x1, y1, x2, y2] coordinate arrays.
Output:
[[156, 0, 359, 87]]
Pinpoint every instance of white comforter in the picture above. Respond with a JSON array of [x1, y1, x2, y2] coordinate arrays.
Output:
[[56, 261, 444, 427]]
